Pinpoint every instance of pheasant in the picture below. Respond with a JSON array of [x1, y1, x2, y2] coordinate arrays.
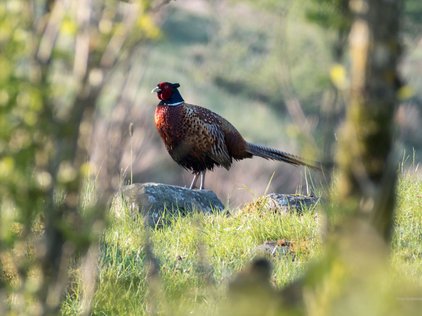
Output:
[[152, 82, 320, 190]]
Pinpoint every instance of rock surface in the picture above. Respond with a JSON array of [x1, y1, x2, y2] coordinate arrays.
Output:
[[253, 239, 293, 258], [114, 183, 320, 226], [115, 182, 225, 226], [242, 193, 319, 214]]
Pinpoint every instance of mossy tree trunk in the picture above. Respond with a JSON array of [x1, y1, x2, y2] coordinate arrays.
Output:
[[333, 0, 402, 242], [282, 2, 405, 313]]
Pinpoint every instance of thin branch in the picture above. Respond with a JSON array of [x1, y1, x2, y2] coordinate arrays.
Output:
[[150, 0, 174, 12]]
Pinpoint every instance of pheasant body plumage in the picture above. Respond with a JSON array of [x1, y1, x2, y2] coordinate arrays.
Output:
[[155, 102, 251, 172], [152, 82, 319, 189]]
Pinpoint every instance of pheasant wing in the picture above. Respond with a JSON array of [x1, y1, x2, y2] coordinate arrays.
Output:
[[184, 104, 232, 170]]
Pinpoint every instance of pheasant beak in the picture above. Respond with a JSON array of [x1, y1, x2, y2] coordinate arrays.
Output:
[[151, 86, 161, 93]]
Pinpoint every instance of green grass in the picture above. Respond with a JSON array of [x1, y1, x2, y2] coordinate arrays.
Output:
[[392, 171, 422, 286], [90, 209, 319, 315], [60, 171, 422, 315]]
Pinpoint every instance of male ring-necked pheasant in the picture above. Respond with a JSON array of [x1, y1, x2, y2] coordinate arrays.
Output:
[[152, 82, 320, 190]]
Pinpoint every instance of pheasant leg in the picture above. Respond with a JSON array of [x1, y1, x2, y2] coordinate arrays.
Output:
[[189, 173, 200, 189], [199, 171, 206, 190]]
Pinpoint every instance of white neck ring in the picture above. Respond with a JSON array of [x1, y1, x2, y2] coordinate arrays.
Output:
[[165, 101, 183, 106]]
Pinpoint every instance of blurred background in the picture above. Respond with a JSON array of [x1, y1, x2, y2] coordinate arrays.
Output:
[[91, 0, 421, 206], [1, 1, 421, 314]]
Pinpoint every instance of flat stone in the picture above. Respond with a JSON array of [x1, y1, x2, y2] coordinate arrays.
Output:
[[253, 240, 292, 258], [114, 182, 225, 226], [242, 193, 319, 214]]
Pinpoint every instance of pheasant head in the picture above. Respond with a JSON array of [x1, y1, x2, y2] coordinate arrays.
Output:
[[151, 82, 184, 105]]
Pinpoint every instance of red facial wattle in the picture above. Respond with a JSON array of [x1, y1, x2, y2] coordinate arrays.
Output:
[[153, 82, 184, 104], [158, 84, 173, 101]]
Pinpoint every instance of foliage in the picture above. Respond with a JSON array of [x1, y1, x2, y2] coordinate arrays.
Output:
[[404, 0, 422, 35], [201, 1, 335, 114], [0, 0, 159, 314], [306, 0, 350, 31]]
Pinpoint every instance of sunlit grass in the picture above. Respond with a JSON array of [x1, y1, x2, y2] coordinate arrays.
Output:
[[60, 171, 422, 315], [392, 171, 422, 287], [60, 196, 322, 315]]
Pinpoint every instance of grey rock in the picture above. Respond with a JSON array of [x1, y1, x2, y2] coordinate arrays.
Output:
[[253, 240, 293, 258], [264, 193, 319, 213], [114, 182, 225, 226], [243, 193, 319, 214]]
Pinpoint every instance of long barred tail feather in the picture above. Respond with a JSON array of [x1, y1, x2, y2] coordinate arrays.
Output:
[[246, 143, 321, 171]]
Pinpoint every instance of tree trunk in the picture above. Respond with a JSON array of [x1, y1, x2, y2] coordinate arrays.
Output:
[[278, 1, 404, 313], [334, 0, 401, 242]]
